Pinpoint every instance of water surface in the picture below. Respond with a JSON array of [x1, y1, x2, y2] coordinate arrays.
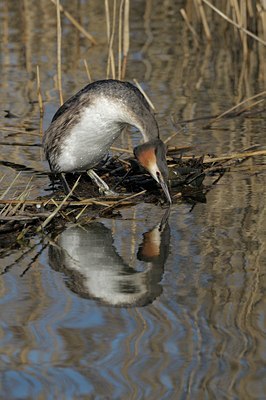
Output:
[[0, 1, 265, 399]]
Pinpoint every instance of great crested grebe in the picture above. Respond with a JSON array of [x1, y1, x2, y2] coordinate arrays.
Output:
[[43, 79, 171, 203]]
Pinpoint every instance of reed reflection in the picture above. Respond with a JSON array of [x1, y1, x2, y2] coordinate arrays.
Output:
[[49, 209, 170, 307]]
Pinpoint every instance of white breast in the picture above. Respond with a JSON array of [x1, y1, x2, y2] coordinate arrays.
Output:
[[57, 97, 136, 172]]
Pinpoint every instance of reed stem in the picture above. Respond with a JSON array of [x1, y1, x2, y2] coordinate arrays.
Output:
[[49, 0, 97, 45], [202, 0, 266, 46], [83, 59, 92, 82], [36, 65, 44, 136], [56, 0, 63, 106]]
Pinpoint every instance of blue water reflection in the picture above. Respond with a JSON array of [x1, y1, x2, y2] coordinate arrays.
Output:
[[0, 194, 265, 399], [49, 209, 170, 307]]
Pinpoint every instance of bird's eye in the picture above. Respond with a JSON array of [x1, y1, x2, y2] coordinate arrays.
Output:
[[156, 171, 161, 180]]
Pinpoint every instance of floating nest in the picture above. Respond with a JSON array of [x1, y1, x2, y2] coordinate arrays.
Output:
[[0, 145, 265, 244], [55, 149, 209, 203]]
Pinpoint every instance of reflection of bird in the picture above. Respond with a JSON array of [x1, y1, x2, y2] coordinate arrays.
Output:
[[49, 210, 170, 307], [43, 79, 171, 202]]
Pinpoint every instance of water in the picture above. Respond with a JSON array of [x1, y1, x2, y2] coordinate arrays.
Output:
[[0, 1, 265, 399]]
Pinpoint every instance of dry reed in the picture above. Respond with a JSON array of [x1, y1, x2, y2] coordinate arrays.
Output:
[[49, 0, 97, 45], [105, 0, 130, 79], [56, 0, 63, 106], [119, 0, 130, 79], [37, 175, 81, 231], [180, 8, 200, 46], [105, 0, 116, 78], [203, 90, 266, 128], [195, 0, 211, 41], [83, 59, 92, 83], [201, 0, 266, 46], [133, 79, 156, 111], [36, 65, 44, 136]]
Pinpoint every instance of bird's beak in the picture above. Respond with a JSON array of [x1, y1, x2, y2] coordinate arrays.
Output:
[[133, 141, 172, 204], [157, 173, 172, 204], [145, 162, 172, 204]]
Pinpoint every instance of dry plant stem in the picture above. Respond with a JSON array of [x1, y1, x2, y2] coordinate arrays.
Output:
[[110, 146, 133, 154], [164, 130, 185, 145], [0, 127, 39, 135], [50, 198, 70, 222], [105, 0, 111, 40], [7, 180, 33, 217], [106, 0, 116, 79], [0, 172, 21, 200], [49, 0, 96, 45], [247, 0, 254, 17], [0, 199, 137, 207], [236, 98, 265, 112], [36, 65, 44, 136], [75, 204, 90, 220], [100, 190, 146, 215], [37, 176, 81, 231], [122, 0, 130, 79], [240, 0, 248, 57], [1, 178, 33, 217], [164, 115, 188, 144], [118, 0, 125, 80], [204, 90, 266, 128], [230, 0, 247, 54], [117, 0, 130, 80], [190, 149, 266, 164], [233, 0, 248, 56], [56, 0, 63, 106], [83, 59, 92, 82], [133, 79, 156, 111], [202, 0, 266, 46], [180, 8, 200, 46], [230, 0, 241, 26], [168, 145, 193, 152], [257, 3, 266, 39], [195, 0, 211, 41], [36, 65, 44, 163]]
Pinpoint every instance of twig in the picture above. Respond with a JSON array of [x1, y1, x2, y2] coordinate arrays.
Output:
[[202, 0, 266, 46], [122, 0, 130, 79], [110, 145, 133, 154], [49, 0, 97, 45], [37, 176, 81, 231], [0, 172, 21, 200], [195, 0, 211, 41], [180, 8, 200, 46], [100, 190, 146, 215], [106, 0, 116, 78], [83, 59, 92, 82], [118, 0, 124, 80], [36, 65, 44, 136], [185, 149, 266, 164], [56, 0, 63, 106], [105, 0, 111, 41], [0, 197, 127, 207], [203, 90, 266, 128], [133, 79, 155, 111]]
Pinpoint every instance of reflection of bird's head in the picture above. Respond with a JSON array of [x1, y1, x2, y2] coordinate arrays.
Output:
[[134, 139, 171, 203]]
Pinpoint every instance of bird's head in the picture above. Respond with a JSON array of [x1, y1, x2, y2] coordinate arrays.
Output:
[[134, 139, 172, 203]]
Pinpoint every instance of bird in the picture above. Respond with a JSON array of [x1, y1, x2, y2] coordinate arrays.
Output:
[[43, 79, 171, 203], [49, 208, 170, 307]]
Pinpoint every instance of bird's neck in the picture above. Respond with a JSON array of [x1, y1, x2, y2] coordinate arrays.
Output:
[[136, 111, 159, 143], [89, 95, 159, 143], [122, 109, 160, 145]]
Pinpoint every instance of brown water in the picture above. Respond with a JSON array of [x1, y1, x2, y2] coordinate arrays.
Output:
[[0, 1, 265, 399]]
